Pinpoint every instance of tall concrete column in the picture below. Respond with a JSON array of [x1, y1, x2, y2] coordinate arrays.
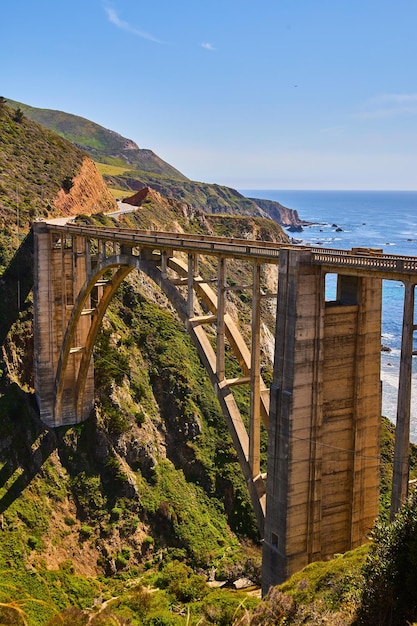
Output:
[[34, 223, 56, 424], [262, 249, 324, 591], [33, 223, 94, 427], [250, 262, 261, 478], [391, 282, 415, 519], [262, 251, 382, 593], [187, 253, 198, 318], [216, 257, 226, 382]]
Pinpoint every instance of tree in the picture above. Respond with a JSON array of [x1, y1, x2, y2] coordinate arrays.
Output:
[[62, 175, 74, 193], [13, 107, 24, 123]]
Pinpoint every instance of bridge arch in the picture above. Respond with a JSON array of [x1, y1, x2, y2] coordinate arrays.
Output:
[[55, 255, 138, 423], [34, 224, 272, 532]]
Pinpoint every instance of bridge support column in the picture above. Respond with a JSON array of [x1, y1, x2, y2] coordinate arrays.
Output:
[[216, 257, 226, 382], [250, 262, 261, 478], [33, 223, 93, 427], [187, 253, 198, 318], [262, 250, 382, 592], [391, 282, 415, 519]]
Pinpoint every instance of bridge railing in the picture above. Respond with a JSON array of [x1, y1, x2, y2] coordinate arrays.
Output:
[[42, 222, 417, 276], [312, 251, 417, 276], [44, 223, 285, 262]]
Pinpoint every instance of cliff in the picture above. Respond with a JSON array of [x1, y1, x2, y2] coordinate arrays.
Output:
[[53, 157, 116, 217], [249, 196, 310, 228]]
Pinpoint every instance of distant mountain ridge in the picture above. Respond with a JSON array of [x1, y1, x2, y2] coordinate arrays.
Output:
[[7, 99, 188, 180]]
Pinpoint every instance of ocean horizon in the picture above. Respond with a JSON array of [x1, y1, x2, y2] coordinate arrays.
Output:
[[239, 189, 417, 443]]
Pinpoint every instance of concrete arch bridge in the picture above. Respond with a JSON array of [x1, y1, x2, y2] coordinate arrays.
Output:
[[33, 221, 417, 590]]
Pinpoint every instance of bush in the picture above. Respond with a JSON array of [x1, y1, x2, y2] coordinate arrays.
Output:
[[111, 506, 123, 521], [71, 472, 107, 521], [79, 524, 93, 540], [249, 588, 295, 625], [62, 175, 74, 193], [354, 488, 417, 625], [115, 553, 128, 570], [156, 560, 208, 602]]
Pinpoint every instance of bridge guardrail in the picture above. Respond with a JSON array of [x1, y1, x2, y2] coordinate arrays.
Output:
[[41, 222, 417, 276], [312, 251, 417, 275]]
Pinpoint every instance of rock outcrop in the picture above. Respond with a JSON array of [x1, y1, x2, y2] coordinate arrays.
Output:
[[249, 196, 310, 228], [53, 157, 117, 217]]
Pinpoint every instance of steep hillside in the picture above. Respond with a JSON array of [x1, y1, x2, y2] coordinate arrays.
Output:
[[6, 98, 305, 228], [249, 196, 306, 228], [7, 99, 188, 180], [0, 101, 116, 268]]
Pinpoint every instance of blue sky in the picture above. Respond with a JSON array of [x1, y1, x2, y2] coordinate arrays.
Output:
[[2, 0, 417, 190]]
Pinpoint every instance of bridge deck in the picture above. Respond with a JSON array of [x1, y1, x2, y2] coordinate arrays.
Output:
[[42, 222, 417, 279]]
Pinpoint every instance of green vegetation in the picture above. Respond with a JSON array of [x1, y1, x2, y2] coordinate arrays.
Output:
[[379, 415, 417, 519], [1, 95, 417, 625], [104, 167, 270, 218], [7, 98, 299, 227], [7, 99, 188, 180], [0, 102, 85, 268], [354, 488, 417, 626]]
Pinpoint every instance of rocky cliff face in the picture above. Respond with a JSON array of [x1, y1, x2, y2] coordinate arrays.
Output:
[[249, 197, 309, 228], [53, 157, 117, 217]]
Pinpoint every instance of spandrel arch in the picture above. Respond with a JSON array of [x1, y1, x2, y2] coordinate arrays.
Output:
[[33, 223, 271, 534]]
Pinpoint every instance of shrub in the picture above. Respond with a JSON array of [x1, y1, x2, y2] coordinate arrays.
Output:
[[354, 488, 417, 625], [79, 524, 93, 540], [111, 506, 123, 521], [27, 535, 42, 550], [70, 472, 107, 521], [156, 560, 208, 602], [249, 588, 296, 625]]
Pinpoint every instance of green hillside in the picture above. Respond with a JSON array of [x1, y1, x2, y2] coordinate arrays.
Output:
[[7, 99, 188, 180], [0, 100, 84, 267]]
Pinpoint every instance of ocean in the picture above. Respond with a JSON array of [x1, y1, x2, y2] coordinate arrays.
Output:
[[240, 189, 417, 443]]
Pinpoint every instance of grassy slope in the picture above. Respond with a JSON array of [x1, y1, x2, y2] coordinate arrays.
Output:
[[7, 99, 188, 180], [100, 164, 266, 216], [0, 103, 85, 267]]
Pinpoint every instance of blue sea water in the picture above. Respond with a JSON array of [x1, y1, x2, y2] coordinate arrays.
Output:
[[240, 189, 417, 442]]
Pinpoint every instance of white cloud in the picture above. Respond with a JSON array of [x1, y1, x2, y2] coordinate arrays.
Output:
[[105, 7, 165, 44], [356, 92, 417, 120], [201, 42, 215, 51], [377, 93, 417, 104]]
